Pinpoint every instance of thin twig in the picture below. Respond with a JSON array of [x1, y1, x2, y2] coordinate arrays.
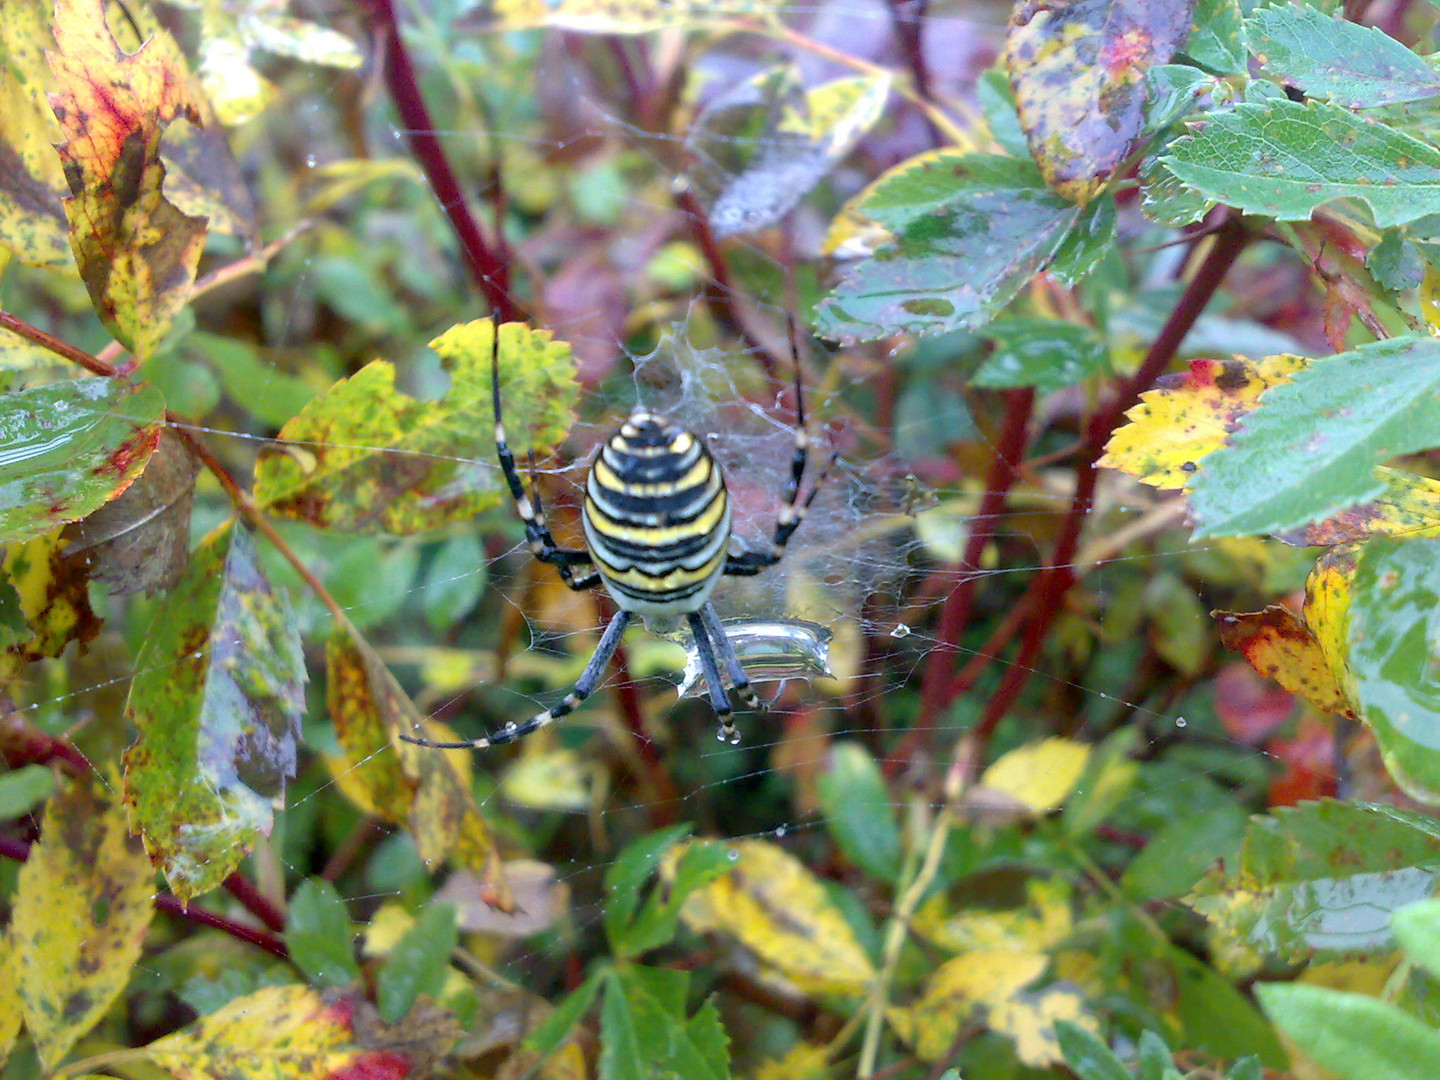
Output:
[[0, 309, 120, 377]]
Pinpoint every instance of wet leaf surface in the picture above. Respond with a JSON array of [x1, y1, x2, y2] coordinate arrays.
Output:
[[1006, 0, 1193, 202], [1247, 3, 1440, 108], [11, 775, 155, 1066], [254, 320, 577, 534], [123, 522, 306, 900], [1349, 537, 1440, 803], [815, 153, 1086, 343], [1189, 336, 1440, 538], [1187, 799, 1440, 964], [1165, 101, 1440, 228], [47, 0, 209, 360], [0, 378, 165, 545]]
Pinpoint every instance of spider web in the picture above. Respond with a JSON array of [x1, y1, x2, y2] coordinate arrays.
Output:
[[0, 0, 1340, 1062]]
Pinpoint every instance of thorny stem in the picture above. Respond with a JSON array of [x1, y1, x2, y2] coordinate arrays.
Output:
[[363, 0, 523, 321], [0, 835, 289, 959], [969, 215, 1252, 751]]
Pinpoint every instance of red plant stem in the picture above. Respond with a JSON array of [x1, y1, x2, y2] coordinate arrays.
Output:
[[0, 835, 288, 959], [673, 187, 781, 382], [968, 216, 1251, 749], [223, 871, 286, 933], [0, 310, 119, 377], [910, 388, 1036, 728], [363, 0, 522, 322]]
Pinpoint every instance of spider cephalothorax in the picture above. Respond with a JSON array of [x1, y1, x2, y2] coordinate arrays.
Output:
[[402, 320, 826, 750]]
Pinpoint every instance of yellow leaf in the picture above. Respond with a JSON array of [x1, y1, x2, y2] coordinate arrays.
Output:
[[753, 1041, 831, 1080], [324, 625, 500, 880], [676, 839, 875, 995], [990, 985, 1097, 1067], [1100, 354, 1309, 490], [889, 948, 1046, 1061], [914, 877, 1073, 955], [144, 985, 460, 1080], [501, 747, 594, 811], [12, 775, 155, 1066], [47, 0, 209, 360], [0, 936, 21, 1067], [980, 737, 1091, 814]]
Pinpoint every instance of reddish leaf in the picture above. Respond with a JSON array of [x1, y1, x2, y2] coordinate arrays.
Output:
[[1006, 0, 1192, 202], [47, 0, 208, 360]]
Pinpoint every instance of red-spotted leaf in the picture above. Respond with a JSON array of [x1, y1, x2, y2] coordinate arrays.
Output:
[[2, 529, 102, 678], [123, 521, 306, 900], [11, 776, 155, 1066], [1006, 0, 1193, 202], [144, 985, 461, 1080], [0, 378, 165, 545], [47, 0, 209, 360], [254, 320, 577, 534], [325, 623, 500, 877]]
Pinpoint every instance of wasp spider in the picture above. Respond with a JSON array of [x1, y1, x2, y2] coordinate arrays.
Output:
[[403, 320, 828, 750]]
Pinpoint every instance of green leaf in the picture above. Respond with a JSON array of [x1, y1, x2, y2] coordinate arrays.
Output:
[[974, 318, 1109, 393], [1370, 229, 1424, 292], [614, 842, 733, 960], [376, 901, 458, 1024], [1186, 800, 1440, 964], [1349, 536, 1440, 802], [1226, 1059, 1262, 1080], [524, 967, 607, 1060], [1049, 194, 1118, 287], [1189, 336, 1440, 538], [604, 824, 692, 949], [253, 320, 578, 534], [599, 967, 730, 1080], [123, 522, 307, 900], [814, 153, 1085, 343], [196, 331, 315, 428], [1054, 1021, 1129, 1080], [1005, 0, 1192, 202], [816, 742, 902, 884], [0, 379, 165, 545], [1391, 898, 1440, 980], [285, 878, 361, 988], [421, 534, 486, 632], [1185, 0, 1245, 73], [1145, 65, 1216, 132], [976, 67, 1028, 159], [1137, 1030, 1174, 1080], [1121, 796, 1247, 900], [1165, 100, 1440, 228], [0, 763, 55, 819], [1257, 982, 1440, 1080], [1246, 3, 1440, 108]]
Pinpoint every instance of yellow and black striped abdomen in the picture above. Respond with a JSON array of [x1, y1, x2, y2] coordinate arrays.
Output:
[[583, 411, 732, 621]]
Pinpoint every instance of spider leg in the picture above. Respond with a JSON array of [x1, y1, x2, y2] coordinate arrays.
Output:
[[700, 602, 760, 710], [401, 610, 632, 749], [526, 450, 601, 592], [723, 319, 836, 577], [687, 611, 741, 744], [490, 315, 596, 590]]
